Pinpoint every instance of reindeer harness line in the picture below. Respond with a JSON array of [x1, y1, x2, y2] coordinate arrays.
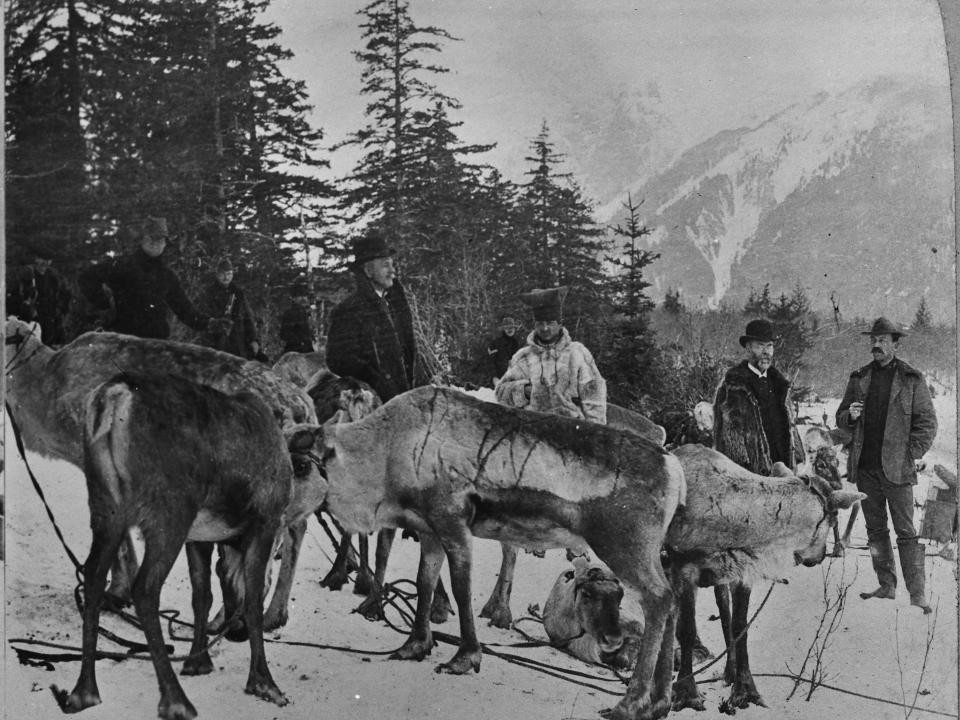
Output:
[[3, 317, 321, 635], [306, 384, 686, 720]]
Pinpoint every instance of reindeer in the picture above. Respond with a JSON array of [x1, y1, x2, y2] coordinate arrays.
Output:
[[667, 444, 864, 712], [542, 560, 643, 670], [270, 350, 327, 387], [308, 385, 685, 720], [53, 373, 327, 720], [479, 402, 667, 629], [3, 317, 315, 631], [800, 424, 859, 556]]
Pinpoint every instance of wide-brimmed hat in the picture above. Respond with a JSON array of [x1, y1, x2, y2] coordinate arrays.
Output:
[[499, 314, 519, 329], [739, 318, 776, 347], [520, 286, 569, 322], [140, 216, 169, 240], [861, 316, 906, 340], [351, 232, 395, 266], [216, 257, 234, 274]]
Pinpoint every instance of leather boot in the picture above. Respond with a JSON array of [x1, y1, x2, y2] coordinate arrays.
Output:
[[898, 541, 933, 614], [860, 535, 897, 600]]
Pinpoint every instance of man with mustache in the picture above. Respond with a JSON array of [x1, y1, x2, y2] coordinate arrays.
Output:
[[837, 317, 937, 612], [714, 318, 803, 476]]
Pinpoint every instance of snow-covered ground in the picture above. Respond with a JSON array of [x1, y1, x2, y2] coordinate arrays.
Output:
[[2, 392, 957, 720]]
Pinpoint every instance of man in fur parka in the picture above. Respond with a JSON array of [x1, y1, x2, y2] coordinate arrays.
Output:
[[714, 318, 805, 475], [496, 286, 607, 424]]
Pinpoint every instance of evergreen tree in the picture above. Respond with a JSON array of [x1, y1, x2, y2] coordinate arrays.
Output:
[[605, 192, 659, 319], [913, 296, 933, 329]]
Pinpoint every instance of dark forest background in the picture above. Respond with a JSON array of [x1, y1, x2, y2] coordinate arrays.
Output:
[[6, 0, 955, 432]]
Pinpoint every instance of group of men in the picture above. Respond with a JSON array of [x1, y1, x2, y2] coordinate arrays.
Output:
[[12, 217, 940, 613]]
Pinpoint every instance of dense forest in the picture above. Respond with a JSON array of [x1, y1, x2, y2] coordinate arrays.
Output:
[[5, 0, 955, 430]]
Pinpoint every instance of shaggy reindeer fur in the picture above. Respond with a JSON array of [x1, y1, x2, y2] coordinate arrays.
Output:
[[313, 386, 685, 720], [3, 317, 316, 630], [667, 444, 864, 712], [54, 374, 317, 720], [271, 350, 327, 387]]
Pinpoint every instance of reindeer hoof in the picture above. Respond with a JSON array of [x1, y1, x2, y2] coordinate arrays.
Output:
[[100, 591, 130, 613], [831, 544, 846, 558], [354, 592, 386, 621], [723, 685, 766, 712], [478, 603, 512, 629], [158, 695, 198, 720], [672, 676, 706, 711], [353, 572, 374, 597], [181, 652, 214, 676], [262, 608, 288, 633], [53, 684, 101, 714], [435, 651, 481, 675], [319, 567, 350, 591], [692, 640, 714, 665], [430, 595, 455, 625], [245, 680, 289, 707], [390, 636, 434, 661]]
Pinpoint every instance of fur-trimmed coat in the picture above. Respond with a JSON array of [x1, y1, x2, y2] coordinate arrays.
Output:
[[495, 328, 606, 423], [713, 361, 804, 476], [326, 271, 425, 402], [835, 358, 937, 486]]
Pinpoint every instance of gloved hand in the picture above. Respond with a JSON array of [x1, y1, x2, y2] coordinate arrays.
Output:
[[207, 317, 233, 335]]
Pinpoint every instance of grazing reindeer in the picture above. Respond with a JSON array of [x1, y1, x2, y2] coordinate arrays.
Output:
[[668, 444, 864, 712], [542, 560, 643, 670], [54, 373, 326, 720], [310, 386, 685, 720], [479, 402, 667, 629], [3, 317, 315, 632]]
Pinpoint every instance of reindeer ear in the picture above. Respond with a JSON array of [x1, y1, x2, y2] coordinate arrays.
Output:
[[829, 490, 865, 510], [285, 423, 322, 452]]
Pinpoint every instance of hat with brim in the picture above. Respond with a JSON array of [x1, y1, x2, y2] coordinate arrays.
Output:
[[861, 316, 906, 340], [739, 318, 776, 347], [520, 286, 569, 322], [499, 316, 519, 330], [141, 216, 168, 240], [352, 232, 395, 266], [216, 257, 234, 274]]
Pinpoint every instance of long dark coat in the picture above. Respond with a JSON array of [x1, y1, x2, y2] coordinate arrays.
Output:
[[713, 361, 804, 476], [325, 271, 425, 402], [198, 278, 257, 358], [836, 358, 937, 486], [79, 250, 209, 340]]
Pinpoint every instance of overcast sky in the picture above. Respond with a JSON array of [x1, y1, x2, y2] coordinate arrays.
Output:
[[264, 0, 950, 182]]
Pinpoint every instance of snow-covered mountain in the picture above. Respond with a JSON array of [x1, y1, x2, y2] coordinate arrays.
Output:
[[605, 75, 954, 322]]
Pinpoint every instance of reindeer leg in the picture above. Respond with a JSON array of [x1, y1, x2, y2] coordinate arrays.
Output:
[[671, 582, 706, 711], [715, 584, 735, 686], [134, 529, 198, 720], [352, 534, 374, 596], [56, 518, 126, 713], [103, 530, 138, 609], [320, 514, 358, 591], [478, 543, 517, 628], [389, 532, 443, 662], [435, 527, 480, 675], [356, 528, 395, 620], [241, 529, 288, 707], [721, 582, 765, 712], [262, 519, 306, 631], [182, 542, 215, 676], [841, 501, 860, 548], [600, 543, 675, 720]]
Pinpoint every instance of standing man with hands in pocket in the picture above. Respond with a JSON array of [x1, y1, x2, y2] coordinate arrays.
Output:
[[836, 317, 937, 613]]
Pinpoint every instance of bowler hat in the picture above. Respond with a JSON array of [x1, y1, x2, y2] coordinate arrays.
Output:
[[352, 232, 395, 266], [520, 286, 569, 322], [216, 257, 234, 274], [739, 318, 776, 347], [861, 316, 906, 340]]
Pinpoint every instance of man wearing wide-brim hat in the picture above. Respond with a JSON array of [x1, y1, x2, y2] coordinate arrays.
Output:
[[326, 230, 427, 403], [495, 286, 606, 423], [714, 318, 805, 477], [836, 316, 937, 613]]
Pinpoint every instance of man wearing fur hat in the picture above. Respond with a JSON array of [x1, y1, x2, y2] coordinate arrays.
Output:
[[199, 256, 258, 358], [326, 231, 426, 402], [496, 286, 606, 424], [714, 319, 804, 475], [836, 317, 937, 613], [79, 216, 229, 340]]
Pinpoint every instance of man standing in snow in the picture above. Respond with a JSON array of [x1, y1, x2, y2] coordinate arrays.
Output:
[[836, 317, 937, 613], [496, 286, 606, 424], [486, 314, 521, 387]]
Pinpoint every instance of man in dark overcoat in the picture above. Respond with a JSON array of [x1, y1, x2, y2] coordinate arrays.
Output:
[[325, 231, 426, 402], [836, 317, 937, 613], [486, 314, 521, 387], [199, 257, 258, 358], [79, 217, 227, 340]]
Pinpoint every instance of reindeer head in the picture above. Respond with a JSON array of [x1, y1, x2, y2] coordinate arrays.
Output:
[[789, 470, 864, 567], [5, 316, 42, 350], [283, 423, 329, 521], [565, 564, 636, 660]]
